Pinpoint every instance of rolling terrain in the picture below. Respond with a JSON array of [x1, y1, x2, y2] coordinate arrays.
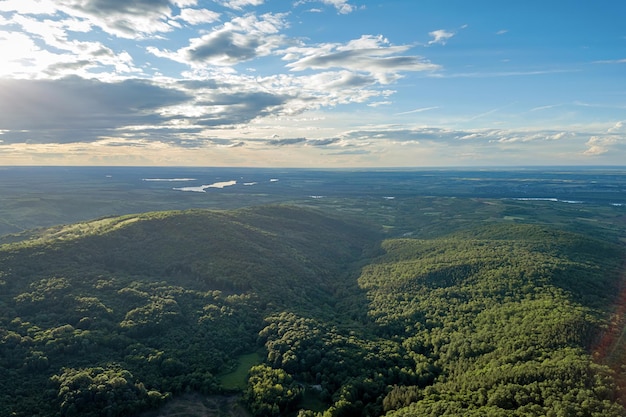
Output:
[[0, 203, 625, 416]]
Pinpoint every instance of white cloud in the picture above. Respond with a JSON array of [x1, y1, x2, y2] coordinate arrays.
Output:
[[172, 0, 197, 6], [529, 104, 561, 112], [319, 0, 356, 14], [582, 122, 626, 156], [149, 13, 287, 66], [583, 136, 618, 156], [0, 115, 621, 166], [11, 14, 64, 39], [593, 58, 626, 64], [0, 13, 143, 79], [608, 121, 624, 133], [0, 31, 50, 77], [285, 35, 440, 84], [298, 71, 381, 102], [0, 0, 58, 14], [53, 0, 176, 39], [433, 69, 576, 79], [295, 0, 356, 14], [0, 0, 621, 167], [547, 132, 571, 140], [428, 29, 455, 45], [218, 0, 265, 10], [176, 8, 221, 25], [368, 101, 392, 107], [395, 106, 439, 115]]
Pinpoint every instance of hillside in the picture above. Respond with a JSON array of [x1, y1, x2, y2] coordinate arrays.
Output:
[[359, 225, 625, 416], [0, 205, 625, 416], [0, 206, 379, 417]]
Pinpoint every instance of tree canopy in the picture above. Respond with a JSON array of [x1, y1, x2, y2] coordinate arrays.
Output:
[[0, 205, 624, 416]]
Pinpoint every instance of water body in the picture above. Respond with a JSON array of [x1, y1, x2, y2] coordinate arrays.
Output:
[[174, 180, 238, 192]]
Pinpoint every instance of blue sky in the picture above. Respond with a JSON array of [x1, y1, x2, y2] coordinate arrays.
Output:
[[0, 0, 624, 167]]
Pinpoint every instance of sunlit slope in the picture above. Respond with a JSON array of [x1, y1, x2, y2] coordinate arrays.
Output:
[[2, 205, 378, 303], [355, 224, 626, 416]]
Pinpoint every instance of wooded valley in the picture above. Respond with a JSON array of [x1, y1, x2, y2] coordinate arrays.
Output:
[[1, 203, 625, 416]]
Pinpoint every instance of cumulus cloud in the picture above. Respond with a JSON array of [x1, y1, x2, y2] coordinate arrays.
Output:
[[192, 91, 290, 126], [188, 30, 262, 63], [2, 0, 619, 167], [1, 0, 188, 41], [285, 35, 440, 84], [2, 2, 442, 131], [0, 24, 140, 79], [582, 122, 625, 156], [176, 8, 221, 25], [54, 0, 177, 38], [161, 65, 395, 122], [149, 13, 287, 66], [249, 70, 388, 115], [583, 136, 618, 156]]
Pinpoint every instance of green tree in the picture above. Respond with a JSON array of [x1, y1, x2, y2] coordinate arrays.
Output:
[[51, 366, 166, 417], [243, 364, 302, 416]]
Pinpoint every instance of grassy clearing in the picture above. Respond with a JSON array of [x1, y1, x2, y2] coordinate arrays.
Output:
[[219, 352, 263, 390]]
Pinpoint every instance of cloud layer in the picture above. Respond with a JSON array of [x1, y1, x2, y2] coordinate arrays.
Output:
[[0, 0, 623, 166]]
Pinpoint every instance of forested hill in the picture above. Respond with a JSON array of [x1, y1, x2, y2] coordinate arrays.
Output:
[[359, 225, 625, 416], [0, 205, 625, 416], [0, 206, 380, 417], [2, 205, 379, 307]]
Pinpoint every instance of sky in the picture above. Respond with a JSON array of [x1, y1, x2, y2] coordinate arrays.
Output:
[[0, 0, 624, 167]]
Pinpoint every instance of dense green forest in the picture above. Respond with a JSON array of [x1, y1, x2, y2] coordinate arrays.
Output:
[[1, 204, 625, 416]]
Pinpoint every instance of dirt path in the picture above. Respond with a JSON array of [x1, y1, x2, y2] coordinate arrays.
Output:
[[140, 394, 251, 417]]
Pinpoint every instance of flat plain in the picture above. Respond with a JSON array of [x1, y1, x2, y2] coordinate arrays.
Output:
[[1, 166, 625, 241]]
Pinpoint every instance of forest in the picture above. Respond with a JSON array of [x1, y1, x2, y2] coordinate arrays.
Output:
[[1, 202, 626, 416]]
